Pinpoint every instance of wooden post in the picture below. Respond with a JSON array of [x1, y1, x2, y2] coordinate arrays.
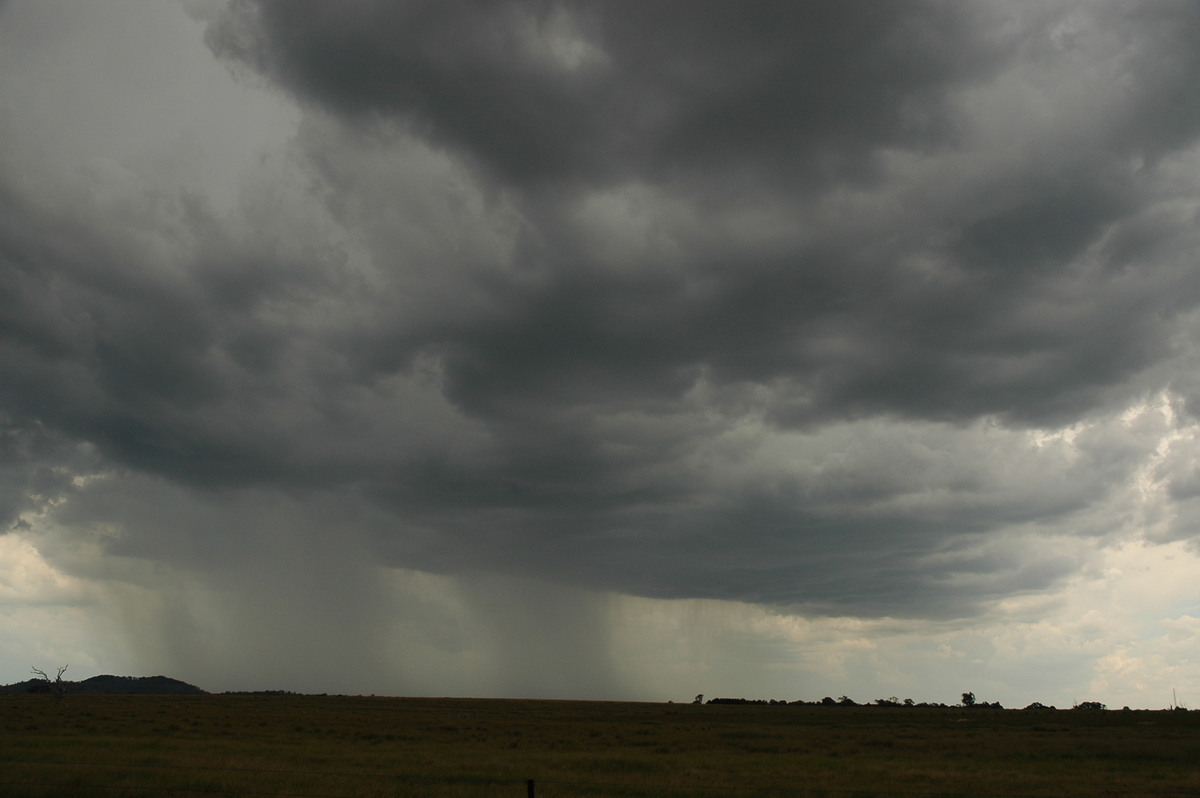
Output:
[[526, 778, 535, 797]]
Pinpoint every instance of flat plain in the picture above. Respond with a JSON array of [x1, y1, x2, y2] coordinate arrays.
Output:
[[1, 694, 1198, 797]]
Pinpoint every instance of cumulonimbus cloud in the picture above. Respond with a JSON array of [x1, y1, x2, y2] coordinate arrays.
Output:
[[3, 0, 1200, 637]]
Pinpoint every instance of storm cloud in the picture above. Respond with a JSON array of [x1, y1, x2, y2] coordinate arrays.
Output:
[[3, 0, 1200, 702]]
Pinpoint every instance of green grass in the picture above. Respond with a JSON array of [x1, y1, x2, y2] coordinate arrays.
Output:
[[1, 695, 1198, 796]]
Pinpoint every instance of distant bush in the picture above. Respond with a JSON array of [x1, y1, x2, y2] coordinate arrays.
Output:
[[707, 698, 769, 705], [222, 690, 301, 696]]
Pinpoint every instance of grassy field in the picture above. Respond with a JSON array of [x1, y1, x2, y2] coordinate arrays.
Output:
[[1, 694, 1199, 797]]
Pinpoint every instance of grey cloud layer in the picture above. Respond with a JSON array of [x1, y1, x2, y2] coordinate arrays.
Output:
[[207, 0, 1200, 423], [4, 0, 1200, 618], [210, 1, 994, 188]]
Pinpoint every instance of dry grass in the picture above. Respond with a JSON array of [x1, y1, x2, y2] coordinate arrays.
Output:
[[1, 694, 1199, 796]]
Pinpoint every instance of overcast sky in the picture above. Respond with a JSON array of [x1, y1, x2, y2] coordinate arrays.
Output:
[[3, 0, 1200, 707]]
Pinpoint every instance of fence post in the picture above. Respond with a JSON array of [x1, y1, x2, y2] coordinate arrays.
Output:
[[526, 778, 535, 797]]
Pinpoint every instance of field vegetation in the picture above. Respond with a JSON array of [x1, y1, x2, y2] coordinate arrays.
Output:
[[2, 693, 1199, 796]]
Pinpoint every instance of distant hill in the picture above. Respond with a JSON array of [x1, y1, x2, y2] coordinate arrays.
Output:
[[0, 674, 207, 695]]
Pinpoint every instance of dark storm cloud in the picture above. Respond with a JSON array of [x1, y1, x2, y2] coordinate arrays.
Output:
[[5, 0, 1200, 621], [1, 180, 282, 485], [0, 417, 95, 531], [208, 0, 992, 189], [205, 0, 1200, 426]]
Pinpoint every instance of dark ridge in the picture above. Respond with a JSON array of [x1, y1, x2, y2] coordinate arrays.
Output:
[[0, 675, 207, 695]]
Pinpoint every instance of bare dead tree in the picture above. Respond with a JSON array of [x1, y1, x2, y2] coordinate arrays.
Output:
[[31, 665, 68, 703]]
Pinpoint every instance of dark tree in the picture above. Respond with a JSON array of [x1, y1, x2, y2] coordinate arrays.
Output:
[[31, 665, 68, 703], [961, 691, 976, 707]]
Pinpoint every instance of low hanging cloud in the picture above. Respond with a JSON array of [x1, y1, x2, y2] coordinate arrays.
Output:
[[3, 0, 1200, 697]]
